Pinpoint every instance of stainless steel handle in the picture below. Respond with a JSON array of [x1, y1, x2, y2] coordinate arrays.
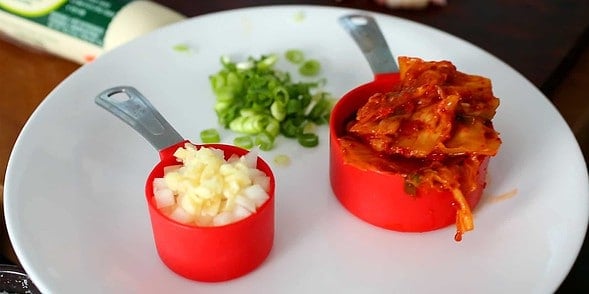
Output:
[[95, 86, 184, 151], [339, 14, 399, 74]]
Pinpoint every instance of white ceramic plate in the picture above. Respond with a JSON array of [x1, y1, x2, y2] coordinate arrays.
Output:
[[5, 5, 588, 293]]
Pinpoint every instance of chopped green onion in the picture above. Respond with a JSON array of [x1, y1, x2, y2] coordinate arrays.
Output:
[[308, 94, 335, 123], [297, 133, 319, 147], [280, 118, 300, 138], [255, 131, 275, 151], [285, 49, 305, 64], [172, 43, 192, 53], [200, 128, 221, 143], [257, 54, 278, 70], [272, 86, 289, 104], [234, 135, 254, 149], [229, 115, 269, 134], [265, 118, 280, 137], [208, 51, 333, 150], [270, 101, 286, 121], [301, 121, 317, 134], [220, 55, 232, 67], [239, 108, 258, 117], [299, 59, 321, 76], [283, 100, 300, 116], [236, 61, 254, 70]]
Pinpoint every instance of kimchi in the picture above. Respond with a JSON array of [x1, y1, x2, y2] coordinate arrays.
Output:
[[339, 57, 502, 240]]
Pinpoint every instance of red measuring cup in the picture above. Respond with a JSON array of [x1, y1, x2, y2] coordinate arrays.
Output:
[[329, 15, 488, 233], [96, 86, 275, 282]]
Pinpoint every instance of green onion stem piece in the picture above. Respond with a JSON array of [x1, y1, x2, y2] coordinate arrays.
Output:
[[285, 49, 305, 64], [255, 132, 275, 151], [299, 59, 321, 76], [234, 136, 254, 149], [270, 101, 286, 121], [297, 133, 319, 147], [200, 128, 221, 143]]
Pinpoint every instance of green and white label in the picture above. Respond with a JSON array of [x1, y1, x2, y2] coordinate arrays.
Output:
[[0, 0, 132, 46]]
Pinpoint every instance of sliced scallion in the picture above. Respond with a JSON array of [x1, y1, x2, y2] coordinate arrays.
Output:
[[285, 49, 305, 64], [297, 133, 319, 148], [208, 51, 333, 150], [255, 131, 275, 151], [200, 128, 221, 143], [234, 135, 254, 149], [299, 59, 321, 76]]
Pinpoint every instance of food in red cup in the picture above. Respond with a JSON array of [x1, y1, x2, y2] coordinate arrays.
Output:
[[146, 143, 275, 282], [152, 143, 272, 227], [329, 57, 501, 241], [95, 87, 275, 282]]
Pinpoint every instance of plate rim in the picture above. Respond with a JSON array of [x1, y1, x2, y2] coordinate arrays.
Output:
[[4, 4, 589, 293]]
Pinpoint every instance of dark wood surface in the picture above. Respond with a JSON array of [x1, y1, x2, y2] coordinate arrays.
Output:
[[1, 0, 588, 292], [154, 0, 589, 96]]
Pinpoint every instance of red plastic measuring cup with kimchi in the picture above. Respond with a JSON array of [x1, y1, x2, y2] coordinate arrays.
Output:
[[329, 57, 502, 241]]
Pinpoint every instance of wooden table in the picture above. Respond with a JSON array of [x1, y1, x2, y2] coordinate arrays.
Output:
[[1, 0, 588, 292]]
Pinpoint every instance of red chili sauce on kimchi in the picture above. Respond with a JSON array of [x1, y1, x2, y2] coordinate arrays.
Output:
[[338, 57, 502, 240]]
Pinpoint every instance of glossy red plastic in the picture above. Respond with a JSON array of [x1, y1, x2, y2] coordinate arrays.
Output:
[[329, 73, 489, 232], [145, 141, 275, 282]]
